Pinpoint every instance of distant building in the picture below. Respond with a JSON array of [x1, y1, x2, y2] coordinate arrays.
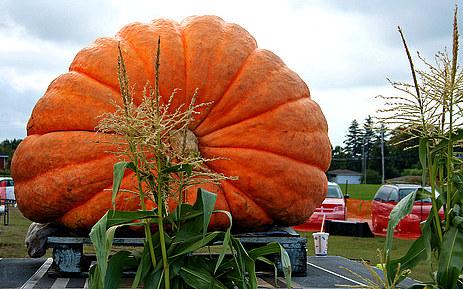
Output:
[[0, 155, 7, 171], [326, 169, 362, 185]]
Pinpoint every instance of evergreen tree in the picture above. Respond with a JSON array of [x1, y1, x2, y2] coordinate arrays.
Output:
[[388, 128, 420, 176], [343, 119, 363, 172], [339, 119, 422, 181], [368, 124, 398, 181], [362, 116, 376, 159], [359, 116, 379, 183], [329, 145, 348, 171]]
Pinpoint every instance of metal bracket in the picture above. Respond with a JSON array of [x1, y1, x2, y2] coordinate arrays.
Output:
[[0, 198, 16, 226]]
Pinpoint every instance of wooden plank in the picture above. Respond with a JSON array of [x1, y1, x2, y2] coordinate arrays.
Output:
[[20, 258, 53, 289], [51, 277, 70, 288], [47, 232, 308, 276]]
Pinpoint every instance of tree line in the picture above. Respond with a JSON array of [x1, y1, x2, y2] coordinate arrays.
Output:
[[330, 116, 421, 184], [0, 139, 22, 175]]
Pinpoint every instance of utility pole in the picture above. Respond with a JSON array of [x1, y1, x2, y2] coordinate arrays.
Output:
[[381, 128, 385, 184], [363, 139, 367, 184]]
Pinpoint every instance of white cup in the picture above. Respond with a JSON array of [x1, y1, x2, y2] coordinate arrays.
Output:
[[313, 232, 329, 256]]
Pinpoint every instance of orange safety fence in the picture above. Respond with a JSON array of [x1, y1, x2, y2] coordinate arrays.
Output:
[[346, 198, 372, 221], [345, 198, 420, 239], [292, 199, 422, 239]]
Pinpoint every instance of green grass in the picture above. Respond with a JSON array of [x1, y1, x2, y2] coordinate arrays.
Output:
[[298, 231, 436, 283], [340, 184, 381, 200], [0, 206, 41, 258], [0, 207, 126, 258], [2, 206, 434, 284]]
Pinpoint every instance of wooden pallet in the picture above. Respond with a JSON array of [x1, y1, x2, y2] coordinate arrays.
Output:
[[47, 227, 307, 277]]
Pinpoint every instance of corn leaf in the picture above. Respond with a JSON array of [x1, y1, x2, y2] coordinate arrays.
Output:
[[230, 236, 256, 289], [437, 227, 463, 289], [198, 188, 217, 239], [105, 209, 158, 227], [248, 242, 292, 288], [180, 190, 208, 234], [431, 130, 463, 154], [89, 211, 110, 285], [112, 161, 136, 209], [170, 231, 221, 258], [179, 265, 228, 289], [143, 268, 164, 289], [162, 163, 192, 177], [406, 284, 440, 289], [213, 210, 233, 274], [420, 217, 434, 276], [89, 210, 155, 288], [169, 255, 187, 277], [105, 251, 131, 289], [383, 189, 418, 285], [387, 235, 426, 284], [132, 242, 155, 289], [450, 173, 463, 207], [384, 189, 418, 254], [419, 138, 428, 186], [88, 263, 102, 289]]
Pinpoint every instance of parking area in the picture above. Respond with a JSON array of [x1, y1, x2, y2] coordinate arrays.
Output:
[[0, 256, 418, 288]]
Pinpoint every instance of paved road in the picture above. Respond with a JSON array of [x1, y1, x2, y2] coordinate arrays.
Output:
[[0, 256, 419, 288]]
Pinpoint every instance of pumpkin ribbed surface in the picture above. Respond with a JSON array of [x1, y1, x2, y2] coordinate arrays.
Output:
[[11, 15, 331, 233]]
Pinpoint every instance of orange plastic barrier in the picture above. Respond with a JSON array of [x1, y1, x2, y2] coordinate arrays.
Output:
[[292, 199, 422, 239], [346, 199, 372, 221], [346, 198, 422, 239]]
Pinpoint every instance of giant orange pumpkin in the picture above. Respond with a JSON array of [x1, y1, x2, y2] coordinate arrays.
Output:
[[11, 15, 331, 234]]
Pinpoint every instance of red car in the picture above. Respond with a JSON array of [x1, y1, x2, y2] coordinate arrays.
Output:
[[292, 182, 347, 231], [0, 177, 14, 200], [371, 184, 444, 236]]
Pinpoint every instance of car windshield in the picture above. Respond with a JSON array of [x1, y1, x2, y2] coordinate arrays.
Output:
[[398, 188, 417, 200], [399, 187, 436, 203], [326, 185, 343, 198]]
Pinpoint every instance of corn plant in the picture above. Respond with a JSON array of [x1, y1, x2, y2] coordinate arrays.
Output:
[[376, 6, 463, 289], [337, 250, 411, 289], [88, 39, 291, 289]]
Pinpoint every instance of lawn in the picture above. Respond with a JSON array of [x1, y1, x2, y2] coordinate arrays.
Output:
[[1, 206, 435, 285], [0, 206, 43, 258], [0, 206, 26, 257], [298, 231, 435, 284], [340, 183, 381, 200]]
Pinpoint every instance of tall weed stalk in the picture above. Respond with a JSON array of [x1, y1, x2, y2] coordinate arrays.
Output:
[[88, 39, 292, 289], [376, 6, 463, 289]]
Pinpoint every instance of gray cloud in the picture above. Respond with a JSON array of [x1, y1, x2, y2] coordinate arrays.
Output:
[[0, 0, 461, 147], [2, 0, 118, 45], [324, 0, 457, 47], [0, 80, 37, 140], [292, 0, 459, 91], [0, 48, 68, 71]]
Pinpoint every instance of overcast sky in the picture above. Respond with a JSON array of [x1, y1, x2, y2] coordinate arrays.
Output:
[[0, 0, 460, 147]]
